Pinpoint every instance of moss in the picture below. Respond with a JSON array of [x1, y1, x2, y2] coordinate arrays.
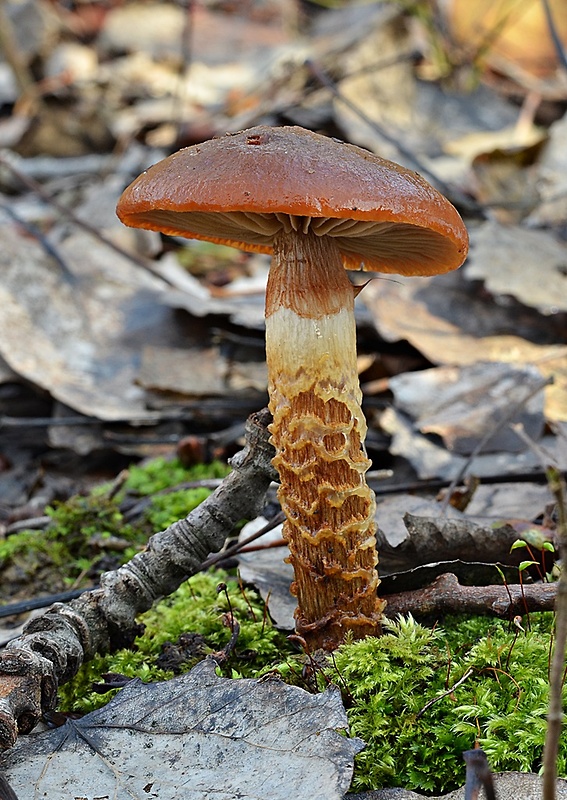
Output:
[[4, 455, 565, 794], [143, 487, 212, 530], [324, 614, 566, 794], [59, 570, 294, 714], [0, 458, 230, 600], [125, 457, 230, 496], [58, 557, 567, 795]]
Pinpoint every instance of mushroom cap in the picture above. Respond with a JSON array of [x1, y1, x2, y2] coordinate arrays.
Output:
[[117, 125, 468, 276]]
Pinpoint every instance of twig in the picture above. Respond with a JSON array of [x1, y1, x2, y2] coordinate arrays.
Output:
[[0, 513, 284, 626], [417, 667, 474, 718], [0, 409, 276, 750], [383, 572, 557, 619], [505, 422, 567, 799], [0, 201, 79, 288], [200, 511, 285, 570], [543, 466, 567, 800], [0, 590, 87, 621]]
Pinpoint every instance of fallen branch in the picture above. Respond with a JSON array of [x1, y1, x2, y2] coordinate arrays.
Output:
[[0, 409, 276, 750], [383, 572, 557, 618]]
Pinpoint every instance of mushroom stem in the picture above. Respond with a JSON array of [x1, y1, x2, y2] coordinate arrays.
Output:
[[265, 229, 386, 651]]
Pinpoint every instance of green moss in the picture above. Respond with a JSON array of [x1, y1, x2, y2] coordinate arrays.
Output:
[[58, 562, 566, 795], [0, 458, 231, 600], [144, 487, 212, 530], [324, 614, 566, 793], [125, 458, 230, 496], [5, 455, 564, 794], [59, 570, 294, 714]]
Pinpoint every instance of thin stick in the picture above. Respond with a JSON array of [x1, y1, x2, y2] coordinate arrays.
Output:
[[417, 667, 474, 718], [543, 466, 567, 800]]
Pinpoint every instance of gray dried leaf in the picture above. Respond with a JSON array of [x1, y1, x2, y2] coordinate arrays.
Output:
[[381, 407, 567, 480], [389, 362, 546, 455], [528, 110, 567, 228], [361, 274, 567, 422], [0, 225, 189, 420], [138, 345, 227, 396], [0, 659, 362, 800], [237, 518, 296, 630], [465, 221, 567, 314]]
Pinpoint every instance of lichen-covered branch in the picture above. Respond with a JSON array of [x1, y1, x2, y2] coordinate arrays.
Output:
[[0, 409, 276, 750]]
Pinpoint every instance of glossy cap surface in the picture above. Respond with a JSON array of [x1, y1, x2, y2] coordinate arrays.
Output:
[[117, 125, 469, 276]]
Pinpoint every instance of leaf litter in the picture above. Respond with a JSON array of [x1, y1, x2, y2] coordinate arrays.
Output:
[[0, 658, 362, 800], [1, 0, 567, 796]]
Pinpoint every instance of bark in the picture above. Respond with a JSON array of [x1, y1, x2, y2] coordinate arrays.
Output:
[[0, 409, 276, 750], [384, 572, 557, 618], [543, 467, 567, 800]]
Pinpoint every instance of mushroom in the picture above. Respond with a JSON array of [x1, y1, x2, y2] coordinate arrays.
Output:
[[116, 126, 469, 651]]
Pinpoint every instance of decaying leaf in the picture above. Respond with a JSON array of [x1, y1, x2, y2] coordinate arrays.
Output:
[[334, 5, 416, 164], [464, 480, 553, 518], [373, 488, 552, 577], [0, 224, 172, 419], [465, 221, 567, 314], [138, 345, 227, 396], [238, 518, 296, 630], [380, 407, 567, 481], [528, 110, 567, 227], [0, 222, 266, 419], [362, 274, 567, 421], [0, 659, 362, 800], [389, 361, 546, 454], [468, 138, 543, 223]]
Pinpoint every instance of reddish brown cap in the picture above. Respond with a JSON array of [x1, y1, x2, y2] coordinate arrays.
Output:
[[117, 125, 468, 276]]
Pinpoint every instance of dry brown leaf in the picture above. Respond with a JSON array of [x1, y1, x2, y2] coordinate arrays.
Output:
[[465, 221, 567, 314], [362, 275, 567, 421], [389, 361, 546, 454]]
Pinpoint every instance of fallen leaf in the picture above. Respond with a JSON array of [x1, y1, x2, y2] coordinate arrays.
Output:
[[528, 109, 567, 227], [380, 407, 567, 480], [0, 659, 362, 800], [238, 518, 296, 631], [464, 481, 552, 518], [465, 221, 567, 314], [138, 345, 227, 396], [362, 274, 567, 421], [389, 361, 546, 454], [469, 141, 543, 223], [0, 224, 206, 420]]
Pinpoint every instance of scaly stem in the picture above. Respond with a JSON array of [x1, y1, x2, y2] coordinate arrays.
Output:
[[265, 228, 385, 651]]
